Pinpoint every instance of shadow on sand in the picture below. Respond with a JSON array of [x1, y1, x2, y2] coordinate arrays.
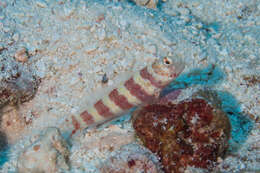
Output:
[[0, 131, 8, 168]]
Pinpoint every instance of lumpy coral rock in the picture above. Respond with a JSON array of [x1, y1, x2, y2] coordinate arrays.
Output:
[[0, 56, 39, 108], [132, 98, 231, 173], [17, 127, 70, 173], [99, 143, 162, 173]]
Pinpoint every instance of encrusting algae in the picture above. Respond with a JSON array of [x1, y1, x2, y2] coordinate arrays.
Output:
[[132, 98, 231, 173], [60, 56, 185, 138]]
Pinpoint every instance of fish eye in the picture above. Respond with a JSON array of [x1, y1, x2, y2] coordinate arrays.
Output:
[[163, 57, 172, 65]]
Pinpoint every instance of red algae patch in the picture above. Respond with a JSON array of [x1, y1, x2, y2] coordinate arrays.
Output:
[[132, 98, 231, 173]]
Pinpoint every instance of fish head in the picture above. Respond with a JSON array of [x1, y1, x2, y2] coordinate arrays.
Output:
[[152, 56, 185, 81]]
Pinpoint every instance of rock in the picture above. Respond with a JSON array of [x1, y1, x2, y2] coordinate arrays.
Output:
[[132, 0, 158, 9], [0, 44, 5, 52], [99, 143, 162, 173], [17, 127, 70, 173], [0, 56, 39, 107], [14, 47, 28, 63], [81, 125, 135, 152], [35, 0, 48, 8], [0, 106, 26, 144], [12, 33, 20, 42], [132, 97, 231, 173], [145, 0, 158, 9], [68, 125, 135, 172]]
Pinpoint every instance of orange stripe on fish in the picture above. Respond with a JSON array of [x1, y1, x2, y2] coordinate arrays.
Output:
[[140, 67, 164, 89], [124, 77, 154, 102], [117, 85, 142, 105], [109, 89, 133, 110], [94, 100, 114, 118], [80, 110, 95, 125], [62, 56, 184, 137], [71, 115, 81, 136]]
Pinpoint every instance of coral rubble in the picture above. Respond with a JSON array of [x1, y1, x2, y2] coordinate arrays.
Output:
[[69, 125, 135, 172], [17, 127, 70, 173], [14, 47, 29, 63], [132, 98, 231, 172], [0, 56, 39, 108], [131, 0, 159, 9], [99, 143, 162, 173]]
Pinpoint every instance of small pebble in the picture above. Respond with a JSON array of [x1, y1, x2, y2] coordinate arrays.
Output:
[[36, 0, 48, 8], [146, 0, 158, 9], [7, 39, 14, 46], [133, 0, 150, 6], [12, 33, 20, 42], [64, 6, 75, 17], [0, 44, 4, 52], [102, 73, 109, 84], [97, 28, 106, 40], [85, 44, 97, 53], [15, 47, 29, 63], [133, 0, 158, 9]]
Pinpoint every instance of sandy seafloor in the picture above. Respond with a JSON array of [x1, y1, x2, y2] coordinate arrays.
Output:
[[0, 0, 259, 172]]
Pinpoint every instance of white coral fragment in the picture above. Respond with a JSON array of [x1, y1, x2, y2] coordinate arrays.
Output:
[[17, 127, 70, 173]]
